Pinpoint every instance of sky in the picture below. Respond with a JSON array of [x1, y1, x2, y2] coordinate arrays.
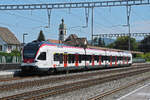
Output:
[[0, 0, 150, 43]]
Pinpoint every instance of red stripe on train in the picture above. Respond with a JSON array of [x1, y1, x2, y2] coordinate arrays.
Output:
[[64, 54, 67, 67], [115, 56, 117, 66], [110, 56, 112, 67], [99, 56, 101, 65], [23, 58, 34, 63], [92, 55, 94, 66], [75, 54, 79, 67]]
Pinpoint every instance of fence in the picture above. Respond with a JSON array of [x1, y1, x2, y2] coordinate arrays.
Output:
[[132, 58, 146, 63], [0, 55, 21, 64]]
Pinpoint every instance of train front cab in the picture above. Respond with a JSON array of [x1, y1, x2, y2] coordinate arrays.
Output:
[[21, 43, 52, 72]]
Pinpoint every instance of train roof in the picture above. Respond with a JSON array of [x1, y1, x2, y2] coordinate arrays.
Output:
[[25, 41, 132, 55], [25, 41, 68, 47]]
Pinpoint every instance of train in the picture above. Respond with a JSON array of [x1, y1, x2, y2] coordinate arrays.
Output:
[[21, 41, 132, 73]]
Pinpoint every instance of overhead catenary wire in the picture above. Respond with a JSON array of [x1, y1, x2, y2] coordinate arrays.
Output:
[[95, 8, 125, 32]]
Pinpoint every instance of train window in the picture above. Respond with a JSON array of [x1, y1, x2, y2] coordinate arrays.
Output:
[[104, 56, 107, 61], [37, 52, 46, 60], [59, 53, 63, 64], [94, 55, 99, 62], [125, 57, 127, 61], [82, 55, 86, 61], [120, 57, 122, 60], [54, 53, 59, 61], [71, 54, 75, 63], [68, 54, 72, 63], [103, 56, 107, 61], [112, 56, 115, 62], [118, 57, 121, 60], [89, 55, 92, 63], [85, 55, 88, 61], [101, 56, 104, 62], [86, 55, 91, 63], [128, 57, 131, 61], [121, 57, 123, 60], [85, 55, 87, 61], [79, 55, 82, 63], [108, 56, 110, 62]]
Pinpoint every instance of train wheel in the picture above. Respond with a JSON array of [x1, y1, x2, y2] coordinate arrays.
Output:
[[21, 68, 28, 73], [47, 68, 57, 75]]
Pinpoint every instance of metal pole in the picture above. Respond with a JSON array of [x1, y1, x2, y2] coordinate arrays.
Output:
[[126, 5, 131, 51], [91, 7, 94, 45], [23, 34, 24, 45], [23, 33, 28, 46], [47, 9, 52, 28]]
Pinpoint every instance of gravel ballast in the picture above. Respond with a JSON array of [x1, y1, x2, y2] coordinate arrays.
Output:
[[0, 65, 150, 99], [44, 71, 150, 100]]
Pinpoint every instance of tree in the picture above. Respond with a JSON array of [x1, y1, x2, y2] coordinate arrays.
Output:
[[93, 37, 105, 47], [37, 30, 45, 42], [98, 37, 105, 47], [138, 35, 150, 53], [93, 37, 98, 46], [107, 36, 138, 51]]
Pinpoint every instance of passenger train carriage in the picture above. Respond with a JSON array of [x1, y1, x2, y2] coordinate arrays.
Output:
[[21, 41, 132, 73]]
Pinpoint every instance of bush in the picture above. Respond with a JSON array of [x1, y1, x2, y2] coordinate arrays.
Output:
[[11, 49, 21, 56], [0, 50, 21, 57], [0, 50, 21, 63], [136, 52, 150, 62]]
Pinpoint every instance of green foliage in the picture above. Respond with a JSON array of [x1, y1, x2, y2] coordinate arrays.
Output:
[[93, 37, 105, 47], [11, 49, 21, 56], [0, 50, 21, 57], [138, 35, 150, 53], [37, 30, 45, 42], [98, 37, 105, 47], [107, 36, 138, 51], [136, 52, 150, 62]]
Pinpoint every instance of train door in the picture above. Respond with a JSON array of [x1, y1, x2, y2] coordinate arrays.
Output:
[[99, 56, 101, 65], [92, 55, 94, 66], [64, 54, 68, 67], [123, 56, 125, 65], [75, 54, 79, 67], [110, 56, 112, 67], [115, 56, 117, 66]]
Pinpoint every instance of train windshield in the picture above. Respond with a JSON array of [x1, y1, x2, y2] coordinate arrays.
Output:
[[23, 44, 39, 59]]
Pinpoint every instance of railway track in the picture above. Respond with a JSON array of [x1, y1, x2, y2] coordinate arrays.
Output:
[[88, 76, 150, 100], [0, 64, 149, 92], [0, 76, 36, 82], [0, 63, 147, 83], [0, 65, 150, 100]]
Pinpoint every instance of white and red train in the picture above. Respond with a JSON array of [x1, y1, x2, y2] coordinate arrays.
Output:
[[21, 41, 132, 73]]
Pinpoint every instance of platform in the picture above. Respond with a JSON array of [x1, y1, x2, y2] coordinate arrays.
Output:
[[117, 83, 150, 100], [0, 69, 20, 78]]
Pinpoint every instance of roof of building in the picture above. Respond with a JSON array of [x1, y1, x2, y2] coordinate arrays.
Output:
[[0, 27, 20, 45], [64, 34, 88, 47], [47, 39, 62, 44]]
